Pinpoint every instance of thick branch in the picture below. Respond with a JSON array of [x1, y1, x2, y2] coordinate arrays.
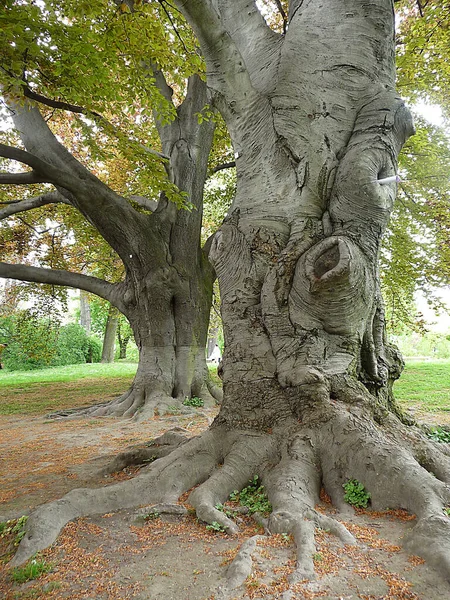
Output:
[[0, 172, 49, 185], [0, 262, 119, 304], [23, 86, 168, 160], [173, 0, 258, 104], [0, 143, 79, 190], [0, 191, 68, 220]]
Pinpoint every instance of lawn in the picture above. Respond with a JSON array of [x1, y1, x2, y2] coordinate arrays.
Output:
[[0, 360, 448, 421], [0, 362, 137, 416], [393, 359, 450, 422]]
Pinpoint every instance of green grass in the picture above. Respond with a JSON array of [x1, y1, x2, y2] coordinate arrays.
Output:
[[0, 362, 137, 387], [393, 360, 450, 417], [0, 359, 447, 420], [0, 362, 137, 416], [11, 558, 52, 583]]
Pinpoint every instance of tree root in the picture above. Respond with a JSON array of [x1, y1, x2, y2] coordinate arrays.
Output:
[[48, 382, 221, 420], [11, 400, 450, 586], [98, 428, 191, 476]]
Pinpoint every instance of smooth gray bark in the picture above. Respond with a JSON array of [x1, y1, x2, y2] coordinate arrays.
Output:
[[79, 291, 91, 336]]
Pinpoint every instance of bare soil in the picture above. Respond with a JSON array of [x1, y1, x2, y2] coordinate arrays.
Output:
[[1, 410, 450, 600]]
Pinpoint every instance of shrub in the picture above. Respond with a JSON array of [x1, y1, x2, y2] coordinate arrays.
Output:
[[52, 324, 101, 366], [426, 427, 450, 443], [182, 396, 204, 407], [0, 312, 58, 370]]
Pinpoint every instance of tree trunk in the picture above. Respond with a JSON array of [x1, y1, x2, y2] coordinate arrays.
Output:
[[79, 291, 91, 335], [4, 74, 219, 419], [14, 1, 450, 588], [100, 309, 118, 363], [117, 319, 131, 360], [86, 75, 220, 418]]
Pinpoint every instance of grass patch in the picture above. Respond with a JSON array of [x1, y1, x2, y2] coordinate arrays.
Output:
[[208, 363, 222, 387], [11, 558, 52, 584], [393, 360, 450, 420], [0, 363, 137, 416]]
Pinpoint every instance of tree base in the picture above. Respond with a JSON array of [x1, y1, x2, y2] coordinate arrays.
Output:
[[47, 380, 221, 420], [12, 388, 450, 588]]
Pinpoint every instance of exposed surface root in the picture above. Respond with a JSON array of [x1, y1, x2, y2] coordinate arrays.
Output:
[[11, 393, 450, 586], [217, 535, 265, 597], [47, 387, 199, 420], [98, 428, 191, 476], [48, 378, 221, 420]]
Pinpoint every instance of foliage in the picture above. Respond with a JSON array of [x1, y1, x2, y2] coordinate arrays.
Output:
[[53, 324, 102, 366], [444, 507, 450, 517], [393, 331, 450, 359], [343, 479, 371, 508], [182, 396, 204, 407], [10, 558, 52, 584], [0, 316, 102, 371], [0, 311, 59, 370], [214, 503, 238, 519], [426, 427, 450, 443], [229, 476, 272, 515], [144, 511, 160, 521]]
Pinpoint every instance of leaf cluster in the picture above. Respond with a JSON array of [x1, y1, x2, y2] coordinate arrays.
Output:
[[426, 426, 450, 443], [342, 479, 371, 509], [229, 475, 272, 515]]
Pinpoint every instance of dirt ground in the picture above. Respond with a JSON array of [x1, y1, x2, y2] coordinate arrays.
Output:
[[1, 409, 450, 600]]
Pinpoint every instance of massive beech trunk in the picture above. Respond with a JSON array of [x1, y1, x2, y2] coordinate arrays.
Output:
[[0, 74, 220, 417], [10, 0, 450, 590]]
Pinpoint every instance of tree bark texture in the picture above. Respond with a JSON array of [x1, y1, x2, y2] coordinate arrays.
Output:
[[11, 1, 450, 588]]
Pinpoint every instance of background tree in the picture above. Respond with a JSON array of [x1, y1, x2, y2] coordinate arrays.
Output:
[[0, 0, 224, 416], [13, 0, 450, 588]]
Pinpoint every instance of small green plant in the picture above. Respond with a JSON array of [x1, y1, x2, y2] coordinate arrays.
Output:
[[426, 427, 450, 443], [229, 476, 272, 515], [182, 396, 204, 407], [0, 516, 28, 546], [215, 503, 238, 519], [11, 557, 52, 584], [443, 507, 450, 517], [205, 521, 227, 532], [313, 552, 323, 562], [343, 479, 371, 508], [144, 511, 160, 520]]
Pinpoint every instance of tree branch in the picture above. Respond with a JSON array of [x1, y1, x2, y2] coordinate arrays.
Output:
[[0, 172, 49, 185], [274, 0, 288, 33], [0, 191, 68, 220], [0, 143, 79, 189], [0, 262, 119, 304], [210, 160, 236, 174], [128, 195, 158, 212], [172, 0, 258, 104], [21, 87, 168, 161]]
